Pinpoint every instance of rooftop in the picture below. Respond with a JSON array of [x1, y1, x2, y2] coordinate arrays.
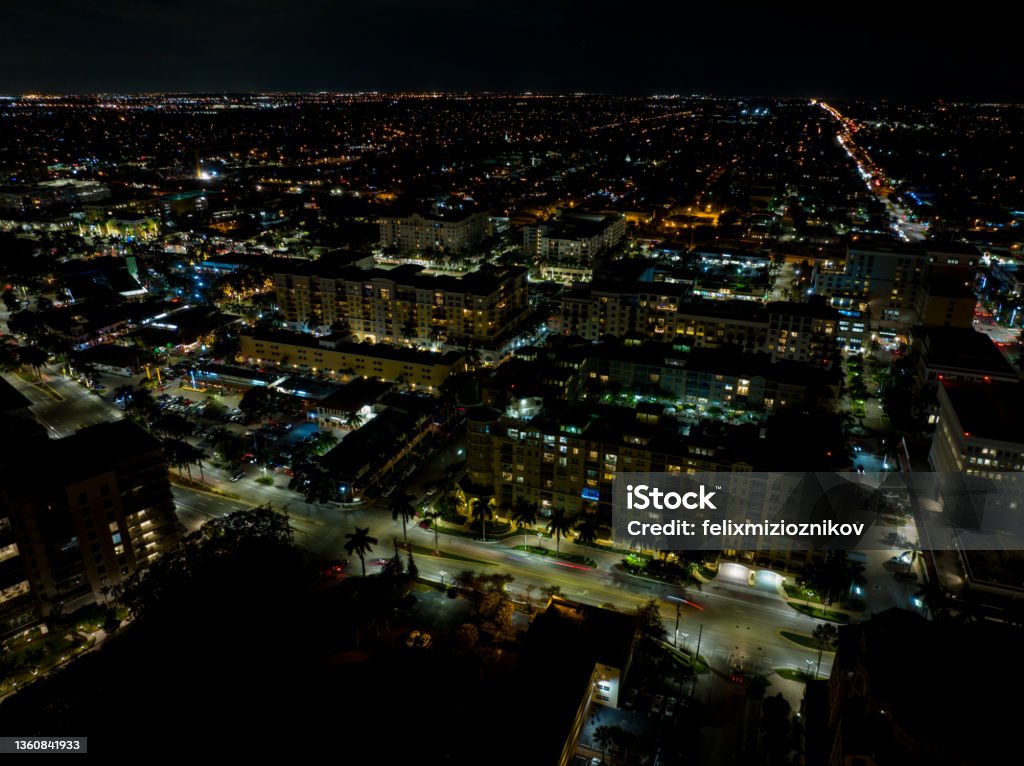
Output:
[[919, 327, 1016, 377], [942, 381, 1024, 444], [0, 374, 32, 412], [275, 260, 527, 294], [246, 330, 463, 366]]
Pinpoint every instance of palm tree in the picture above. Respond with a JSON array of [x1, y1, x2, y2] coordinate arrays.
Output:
[[914, 577, 946, 619], [400, 318, 417, 345], [812, 623, 838, 679], [511, 499, 537, 548], [296, 463, 338, 504], [799, 550, 856, 606], [438, 489, 466, 523], [470, 498, 493, 542], [308, 430, 339, 456], [344, 527, 378, 577], [191, 444, 209, 481], [547, 508, 573, 559], [343, 410, 365, 430], [593, 725, 615, 765], [390, 493, 416, 543], [155, 412, 194, 439], [162, 438, 193, 479], [463, 345, 482, 372], [17, 344, 49, 379], [576, 514, 599, 546], [253, 442, 275, 474], [425, 509, 442, 554], [125, 387, 159, 428], [211, 428, 245, 464]]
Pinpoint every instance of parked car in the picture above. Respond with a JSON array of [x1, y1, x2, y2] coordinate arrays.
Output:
[[666, 697, 677, 718], [416, 633, 432, 649], [651, 694, 664, 716], [405, 630, 420, 648]]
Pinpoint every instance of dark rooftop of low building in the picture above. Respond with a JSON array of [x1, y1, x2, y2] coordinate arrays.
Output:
[[247, 330, 464, 367], [917, 327, 1017, 377], [833, 608, 1021, 763], [76, 343, 152, 368], [0, 374, 32, 412], [925, 273, 976, 299], [513, 598, 637, 765], [942, 381, 1024, 443], [926, 241, 982, 257], [193, 364, 281, 385], [587, 340, 840, 386], [318, 378, 393, 412], [47, 420, 165, 483], [319, 406, 427, 480]]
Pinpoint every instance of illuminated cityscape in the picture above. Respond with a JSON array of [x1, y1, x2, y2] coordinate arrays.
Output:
[[0, 3, 1022, 764]]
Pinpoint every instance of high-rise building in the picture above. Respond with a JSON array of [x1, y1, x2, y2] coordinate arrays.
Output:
[[464, 402, 846, 573], [555, 279, 688, 340], [0, 420, 180, 637], [929, 381, 1024, 474], [274, 262, 529, 356], [811, 241, 927, 326], [580, 341, 841, 414], [379, 210, 489, 254], [466, 402, 766, 519], [916, 273, 977, 329], [523, 211, 626, 283], [555, 290, 840, 367], [811, 241, 979, 335]]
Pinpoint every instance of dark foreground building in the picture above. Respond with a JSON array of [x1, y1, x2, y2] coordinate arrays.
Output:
[[0, 420, 180, 637]]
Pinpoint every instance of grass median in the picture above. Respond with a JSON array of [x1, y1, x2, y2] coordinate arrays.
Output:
[[780, 630, 836, 651], [514, 544, 597, 568]]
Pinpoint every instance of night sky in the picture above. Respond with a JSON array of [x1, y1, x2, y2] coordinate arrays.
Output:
[[2, 1, 1019, 99]]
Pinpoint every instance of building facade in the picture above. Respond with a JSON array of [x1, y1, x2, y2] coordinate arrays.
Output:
[[555, 291, 840, 367], [0, 420, 179, 638], [379, 210, 489, 254], [929, 382, 1024, 475], [274, 263, 529, 354], [238, 331, 466, 389], [523, 212, 626, 283]]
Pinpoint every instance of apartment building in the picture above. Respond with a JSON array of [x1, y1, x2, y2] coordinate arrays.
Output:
[[929, 381, 1024, 475], [812, 241, 980, 333], [274, 262, 529, 355], [555, 289, 840, 367], [581, 342, 840, 413], [239, 330, 466, 390], [0, 420, 180, 637], [523, 211, 626, 283], [379, 210, 489, 253]]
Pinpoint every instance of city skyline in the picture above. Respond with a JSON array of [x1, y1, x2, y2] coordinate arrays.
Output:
[[2, 1, 1022, 99], [0, 11, 1022, 761]]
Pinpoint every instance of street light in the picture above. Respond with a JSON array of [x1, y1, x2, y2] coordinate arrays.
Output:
[[680, 631, 689, 653], [805, 658, 815, 679], [439, 570, 448, 588]]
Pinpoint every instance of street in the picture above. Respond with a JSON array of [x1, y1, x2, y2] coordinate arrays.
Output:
[[9, 364, 864, 682]]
